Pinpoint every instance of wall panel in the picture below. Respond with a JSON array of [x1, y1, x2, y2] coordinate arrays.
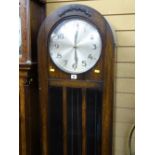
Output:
[[115, 63, 135, 78], [114, 108, 135, 123], [113, 122, 133, 137], [116, 47, 135, 62], [116, 31, 135, 46], [115, 93, 135, 108], [113, 137, 127, 155], [116, 78, 135, 93], [105, 15, 135, 31], [46, 0, 135, 16]]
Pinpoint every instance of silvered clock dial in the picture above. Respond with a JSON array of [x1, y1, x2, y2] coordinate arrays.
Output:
[[49, 18, 102, 74]]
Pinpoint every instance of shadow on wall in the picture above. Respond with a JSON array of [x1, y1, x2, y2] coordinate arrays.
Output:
[[127, 124, 135, 155]]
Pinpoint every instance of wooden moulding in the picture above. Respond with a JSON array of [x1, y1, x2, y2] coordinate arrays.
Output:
[[19, 63, 40, 155], [48, 79, 103, 89]]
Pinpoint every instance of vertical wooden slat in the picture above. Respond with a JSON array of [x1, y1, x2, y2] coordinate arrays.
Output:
[[94, 91, 97, 154], [19, 78, 27, 155], [76, 89, 81, 154], [82, 88, 87, 155], [63, 87, 67, 155], [101, 21, 114, 155], [71, 89, 74, 154], [38, 22, 49, 155]]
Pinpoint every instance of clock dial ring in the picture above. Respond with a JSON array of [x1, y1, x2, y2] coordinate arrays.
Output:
[[48, 17, 102, 74]]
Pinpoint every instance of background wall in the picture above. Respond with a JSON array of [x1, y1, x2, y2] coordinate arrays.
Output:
[[45, 0, 135, 155]]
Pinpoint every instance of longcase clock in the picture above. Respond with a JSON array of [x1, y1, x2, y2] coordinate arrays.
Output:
[[38, 4, 114, 155], [19, 0, 45, 155]]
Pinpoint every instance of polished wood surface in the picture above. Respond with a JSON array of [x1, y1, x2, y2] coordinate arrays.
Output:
[[101, 20, 114, 155], [19, 64, 41, 155], [48, 79, 103, 89], [19, 0, 45, 63], [38, 4, 114, 155], [62, 87, 68, 155], [19, 74, 27, 155], [19, 1, 45, 155], [19, 0, 30, 62], [82, 88, 87, 155]]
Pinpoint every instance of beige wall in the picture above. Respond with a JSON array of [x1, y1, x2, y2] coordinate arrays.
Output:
[[45, 1, 135, 155]]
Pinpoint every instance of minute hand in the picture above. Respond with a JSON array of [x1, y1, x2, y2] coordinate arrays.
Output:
[[74, 30, 78, 66]]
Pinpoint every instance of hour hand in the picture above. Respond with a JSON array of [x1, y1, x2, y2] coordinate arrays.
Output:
[[73, 48, 78, 70], [75, 46, 78, 60]]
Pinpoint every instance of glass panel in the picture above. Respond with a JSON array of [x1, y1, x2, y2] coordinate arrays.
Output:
[[67, 88, 82, 155], [47, 87, 102, 155], [86, 89, 102, 155], [48, 86, 63, 155]]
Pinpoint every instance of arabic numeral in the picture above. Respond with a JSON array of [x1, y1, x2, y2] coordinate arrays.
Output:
[[90, 35, 94, 40], [56, 53, 62, 58], [88, 54, 93, 60], [82, 60, 87, 67], [72, 63, 77, 70], [92, 44, 97, 50], [57, 33, 64, 39], [54, 43, 59, 49]]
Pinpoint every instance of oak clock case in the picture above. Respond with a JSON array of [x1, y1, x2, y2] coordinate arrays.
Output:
[[19, 0, 45, 155], [38, 4, 114, 155]]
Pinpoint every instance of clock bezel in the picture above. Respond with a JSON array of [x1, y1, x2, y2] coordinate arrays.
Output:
[[47, 16, 103, 74]]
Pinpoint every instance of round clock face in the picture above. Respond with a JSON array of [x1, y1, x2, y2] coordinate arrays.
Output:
[[49, 18, 102, 74]]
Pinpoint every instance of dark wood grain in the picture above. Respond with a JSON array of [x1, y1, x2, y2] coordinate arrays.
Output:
[[19, 76, 27, 155], [48, 79, 103, 89], [101, 20, 115, 155], [19, 1, 45, 155], [19, 0, 30, 63], [38, 21, 49, 155], [63, 87, 68, 155], [19, 0, 45, 64], [19, 64, 40, 155], [38, 4, 114, 155], [82, 88, 87, 155]]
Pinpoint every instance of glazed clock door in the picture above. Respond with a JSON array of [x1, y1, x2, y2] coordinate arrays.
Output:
[[38, 4, 114, 155]]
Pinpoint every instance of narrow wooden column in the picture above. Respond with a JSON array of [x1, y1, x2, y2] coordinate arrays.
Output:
[[63, 87, 68, 155], [19, 78, 27, 155], [82, 88, 87, 155]]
